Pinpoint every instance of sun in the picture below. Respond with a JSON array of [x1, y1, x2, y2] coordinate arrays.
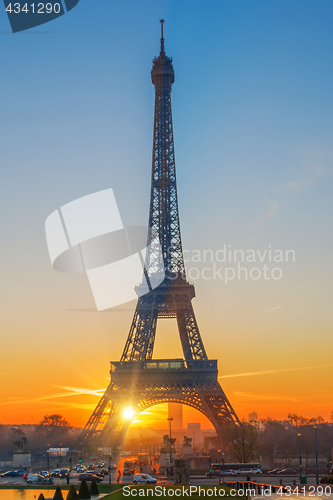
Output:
[[123, 407, 135, 420]]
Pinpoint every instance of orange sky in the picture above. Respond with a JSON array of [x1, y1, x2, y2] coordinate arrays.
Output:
[[1, 288, 332, 427]]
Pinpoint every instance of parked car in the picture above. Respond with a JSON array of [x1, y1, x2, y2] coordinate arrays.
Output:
[[268, 469, 282, 475], [78, 473, 103, 482], [132, 474, 157, 485], [1, 471, 19, 477], [251, 468, 262, 474], [15, 469, 26, 476], [277, 469, 296, 475]]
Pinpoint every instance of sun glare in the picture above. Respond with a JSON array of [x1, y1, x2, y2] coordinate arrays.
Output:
[[123, 407, 135, 420]]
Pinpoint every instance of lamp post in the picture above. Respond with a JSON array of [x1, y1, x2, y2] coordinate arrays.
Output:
[[314, 426, 319, 485], [297, 433, 302, 484], [47, 444, 50, 471], [218, 449, 221, 482], [70, 443, 73, 472], [59, 443, 62, 468], [108, 453, 111, 484], [167, 416, 174, 473]]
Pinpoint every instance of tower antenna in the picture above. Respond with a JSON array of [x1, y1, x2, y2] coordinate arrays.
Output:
[[160, 19, 165, 55]]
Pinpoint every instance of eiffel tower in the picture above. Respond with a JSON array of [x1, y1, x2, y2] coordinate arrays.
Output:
[[81, 21, 240, 449]]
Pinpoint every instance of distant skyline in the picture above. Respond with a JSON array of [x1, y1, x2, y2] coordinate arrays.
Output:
[[0, 0, 332, 427]]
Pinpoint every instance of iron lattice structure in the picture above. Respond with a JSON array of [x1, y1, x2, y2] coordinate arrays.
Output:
[[81, 22, 240, 449]]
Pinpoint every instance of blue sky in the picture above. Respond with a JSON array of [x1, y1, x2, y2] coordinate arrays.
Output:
[[1, 0, 333, 423]]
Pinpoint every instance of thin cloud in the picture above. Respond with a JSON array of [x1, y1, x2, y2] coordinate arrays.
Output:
[[0, 386, 106, 406], [54, 385, 106, 397], [250, 198, 279, 228], [251, 145, 333, 227], [219, 364, 332, 379], [66, 309, 134, 313], [263, 306, 281, 313], [234, 392, 301, 403]]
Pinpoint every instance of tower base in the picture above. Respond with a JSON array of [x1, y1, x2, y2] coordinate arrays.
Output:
[[81, 359, 240, 448]]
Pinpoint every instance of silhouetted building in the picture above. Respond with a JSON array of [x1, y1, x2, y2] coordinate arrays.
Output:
[[168, 403, 183, 430]]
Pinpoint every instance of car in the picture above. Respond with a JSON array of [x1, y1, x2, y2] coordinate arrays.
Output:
[[100, 468, 109, 476], [27, 474, 46, 484], [205, 471, 217, 477], [123, 468, 132, 476], [87, 464, 95, 470], [15, 469, 26, 476], [224, 470, 235, 475], [1, 471, 20, 477], [97, 461, 106, 468], [51, 469, 63, 477], [238, 468, 253, 475], [205, 470, 226, 477], [78, 473, 103, 482], [277, 469, 296, 475], [109, 463, 117, 470], [268, 469, 282, 475], [39, 471, 50, 477], [132, 474, 157, 485], [251, 468, 262, 474]]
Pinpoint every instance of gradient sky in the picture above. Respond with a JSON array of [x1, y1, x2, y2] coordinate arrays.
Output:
[[0, 0, 333, 429]]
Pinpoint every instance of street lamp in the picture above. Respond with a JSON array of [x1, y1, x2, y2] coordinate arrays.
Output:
[[108, 453, 111, 485], [167, 416, 174, 472], [47, 444, 50, 471], [222, 452, 225, 484], [314, 426, 319, 485], [297, 433, 302, 484], [70, 443, 73, 471], [218, 449, 221, 482], [59, 443, 62, 468]]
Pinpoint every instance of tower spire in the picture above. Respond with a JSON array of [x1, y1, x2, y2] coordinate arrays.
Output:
[[160, 19, 165, 56]]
